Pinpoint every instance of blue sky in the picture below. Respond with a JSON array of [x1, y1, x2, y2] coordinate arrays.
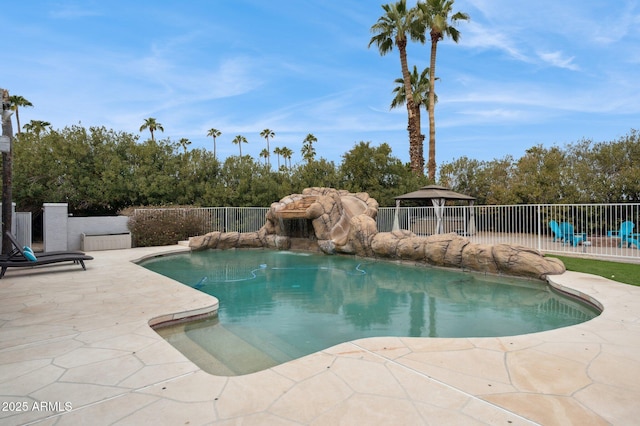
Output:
[[3, 0, 640, 170]]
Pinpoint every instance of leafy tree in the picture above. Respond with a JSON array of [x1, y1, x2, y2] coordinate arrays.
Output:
[[339, 141, 427, 206], [174, 148, 218, 205], [439, 156, 479, 189], [139, 117, 164, 141], [511, 145, 566, 204], [291, 158, 339, 191], [338, 131, 640, 205], [260, 128, 275, 168], [416, 0, 469, 180], [370, 0, 425, 175], [13, 125, 144, 214], [566, 131, 640, 202], [231, 134, 248, 157], [206, 128, 221, 159], [563, 139, 595, 202], [8, 95, 32, 135], [131, 138, 180, 206], [212, 156, 284, 206], [613, 130, 640, 201], [301, 133, 317, 163], [439, 155, 517, 205]]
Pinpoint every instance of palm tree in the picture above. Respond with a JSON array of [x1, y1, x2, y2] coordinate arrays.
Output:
[[139, 117, 164, 141], [281, 146, 293, 169], [232, 135, 248, 157], [207, 128, 221, 159], [178, 138, 191, 153], [391, 65, 437, 167], [260, 129, 275, 168], [301, 133, 317, 163], [417, 0, 469, 180], [8, 95, 33, 135], [370, 0, 425, 175], [273, 146, 283, 169], [22, 120, 51, 137], [259, 148, 269, 165]]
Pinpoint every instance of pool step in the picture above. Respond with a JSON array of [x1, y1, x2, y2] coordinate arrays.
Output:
[[185, 322, 282, 375], [222, 323, 305, 364], [157, 318, 308, 375], [158, 324, 237, 376]]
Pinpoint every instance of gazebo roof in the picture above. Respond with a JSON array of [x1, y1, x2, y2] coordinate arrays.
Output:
[[394, 185, 475, 201]]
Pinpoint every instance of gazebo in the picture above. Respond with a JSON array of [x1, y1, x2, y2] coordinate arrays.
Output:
[[393, 185, 476, 235]]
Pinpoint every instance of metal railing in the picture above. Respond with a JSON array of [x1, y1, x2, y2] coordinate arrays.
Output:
[[134, 204, 640, 261], [378, 204, 640, 261], [133, 207, 269, 237]]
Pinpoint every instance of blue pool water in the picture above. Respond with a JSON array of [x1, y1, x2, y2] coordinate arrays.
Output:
[[142, 250, 599, 376]]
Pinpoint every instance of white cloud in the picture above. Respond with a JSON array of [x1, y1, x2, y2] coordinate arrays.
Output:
[[458, 108, 524, 121], [49, 4, 102, 19], [460, 21, 530, 63], [537, 51, 580, 71]]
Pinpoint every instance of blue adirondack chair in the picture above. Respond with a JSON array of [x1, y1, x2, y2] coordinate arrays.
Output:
[[560, 222, 586, 246], [549, 220, 564, 242], [617, 221, 639, 248]]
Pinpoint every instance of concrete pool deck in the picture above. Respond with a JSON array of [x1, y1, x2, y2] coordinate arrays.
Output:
[[0, 246, 639, 425]]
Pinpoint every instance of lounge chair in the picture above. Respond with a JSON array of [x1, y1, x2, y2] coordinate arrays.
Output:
[[615, 221, 639, 248], [549, 220, 564, 242], [0, 232, 93, 279], [560, 222, 586, 247]]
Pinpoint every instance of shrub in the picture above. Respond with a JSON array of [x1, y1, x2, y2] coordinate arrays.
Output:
[[127, 210, 207, 247]]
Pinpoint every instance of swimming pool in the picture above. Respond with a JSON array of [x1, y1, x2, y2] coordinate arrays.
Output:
[[142, 249, 599, 376]]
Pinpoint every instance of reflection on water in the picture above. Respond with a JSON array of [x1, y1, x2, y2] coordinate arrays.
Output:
[[144, 250, 599, 376]]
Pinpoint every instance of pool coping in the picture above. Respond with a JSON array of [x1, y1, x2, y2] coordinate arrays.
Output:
[[1, 245, 639, 425]]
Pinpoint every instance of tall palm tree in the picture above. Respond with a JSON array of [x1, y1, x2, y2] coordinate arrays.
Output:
[[370, 0, 425, 175], [232, 135, 248, 157], [260, 128, 275, 168], [273, 146, 283, 169], [207, 128, 221, 159], [22, 120, 51, 137], [139, 117, 164, 141], [259, 148, 269, 165], [301, 133, 317, 163], [417, 0, 469, 180], [8, 95, 32, 135], [281, 146, 293, 169], [391, 65, 438, 167]]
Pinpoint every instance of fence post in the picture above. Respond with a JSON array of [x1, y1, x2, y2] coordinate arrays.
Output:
[[537, 205, 542, 251]]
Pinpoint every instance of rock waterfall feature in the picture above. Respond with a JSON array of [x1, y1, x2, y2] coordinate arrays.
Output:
[[189, 187, 565, 280]]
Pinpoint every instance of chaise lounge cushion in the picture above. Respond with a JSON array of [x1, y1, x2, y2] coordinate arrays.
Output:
[[22, 247, 37, 262]]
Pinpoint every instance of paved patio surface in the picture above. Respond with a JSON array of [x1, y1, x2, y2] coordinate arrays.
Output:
[[1, 246, 639, 425]]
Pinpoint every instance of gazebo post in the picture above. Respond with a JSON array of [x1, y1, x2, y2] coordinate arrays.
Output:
[[431, 198, 445, 234], [468, 200, 476, 235], [392, 199, 400, 231]]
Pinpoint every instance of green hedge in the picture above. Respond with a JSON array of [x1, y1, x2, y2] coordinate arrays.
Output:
[[128, 211, 206, 247]]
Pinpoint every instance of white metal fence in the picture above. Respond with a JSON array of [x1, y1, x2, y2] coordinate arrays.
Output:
[[133, 207, 269, 237], [378, 204, 640, 261], [135, 204, 640, 261]]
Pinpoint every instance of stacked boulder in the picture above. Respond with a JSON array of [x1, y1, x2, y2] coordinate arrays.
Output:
[[189, 187, 565, 280]]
